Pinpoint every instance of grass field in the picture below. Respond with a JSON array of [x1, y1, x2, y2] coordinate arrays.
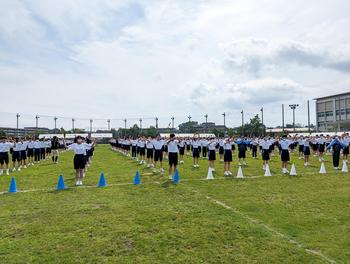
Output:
[[0, 145, 349, 263]]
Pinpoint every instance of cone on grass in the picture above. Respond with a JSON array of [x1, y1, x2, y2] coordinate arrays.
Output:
[[173, 169, 180, 184], [319, 162, 326, 174], [133, 171, 141, 185], [98, 172, 107, 187], [8, 177, 17, 193], [207, 167, 214, 180], [289, 164, 297, 176], [341, 161, 348, 173], [57, 175, 66, 190], [264, 164, 272, 177], [236, 166, 244, 179]]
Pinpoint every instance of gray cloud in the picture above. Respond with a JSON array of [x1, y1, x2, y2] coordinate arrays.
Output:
[[222, 38, 350, 74]]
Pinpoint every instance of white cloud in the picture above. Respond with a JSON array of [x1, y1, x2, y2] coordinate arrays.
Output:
[[0, 0, 349, 129]]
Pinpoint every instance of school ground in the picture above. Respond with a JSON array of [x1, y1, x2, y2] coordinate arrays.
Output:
[[0, 144, 349, 263]]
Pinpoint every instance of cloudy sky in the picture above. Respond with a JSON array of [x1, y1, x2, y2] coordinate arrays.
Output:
[[1, 0, 350, 130]]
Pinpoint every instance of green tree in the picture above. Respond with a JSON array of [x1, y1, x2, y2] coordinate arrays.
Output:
[[0, 130, 6, 137]]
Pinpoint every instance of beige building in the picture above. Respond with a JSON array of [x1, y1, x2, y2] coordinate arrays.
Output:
[[314, 92, 350, 132]]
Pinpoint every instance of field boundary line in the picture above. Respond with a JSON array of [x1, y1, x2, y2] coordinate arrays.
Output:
[[199, 192, 337, 264]]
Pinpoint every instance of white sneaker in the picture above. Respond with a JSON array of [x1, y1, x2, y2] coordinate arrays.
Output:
[[75, 181, 80, 186], [0, 170, 3, 176], [211, 168, 215, 172], [160, 168, 164, 173], [139, 161, 143, 165], [168, 175, 172, 180], [18, 167, 21, 172], [24, 165, 27, 169], [79, 181, 83, 186], [228, 171, 232, 175], [147, 164, 150, 168], [6, 170, 9, 175], [31, 163, 34, 166], [12, 168, 16, 172], [263, 165, 266, 170], [153, 169, 157, 173], [243, 161, 247, 165], [224, 171, 228, 176]]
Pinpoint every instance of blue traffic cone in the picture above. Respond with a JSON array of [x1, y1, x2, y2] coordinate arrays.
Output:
[[98, 172, 107, 187], [173, 169, 180, 184], [133, 171, 141, 185], [8, 177, 17, 193], [57, 175, 66, 190]]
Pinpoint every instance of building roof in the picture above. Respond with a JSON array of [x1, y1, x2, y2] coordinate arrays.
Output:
[[314, 91, 350, 100]]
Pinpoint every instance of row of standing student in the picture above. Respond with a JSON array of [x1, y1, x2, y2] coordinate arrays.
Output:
[[0, 136, 63, 176], [111, 133, 349, 177]]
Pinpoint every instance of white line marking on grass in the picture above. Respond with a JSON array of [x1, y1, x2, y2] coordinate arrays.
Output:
[[203, 194, 337, 264]]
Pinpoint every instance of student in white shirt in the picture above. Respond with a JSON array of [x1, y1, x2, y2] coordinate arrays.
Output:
[[0, 137, 13, 175], [27, 138, 35, 166], [33, 139, 41, 163], [218, 138, 224, 162], [317, 135, 326, 162], [260, 137, 272, 170], [178, 139, 185, 164], [279, 135, 293, 174], [208, 138, 217, 171], [152, 135, 165, 173], [51, 136, 60, 164], [137, 137, 146, 165], [11, 138, 23, 172], [40, 138, 46, 160], [146, 137, 154, 168], [20, 139, 28, 169], [66, 136, 96, 186], [303, 137, 311, 166], [341, 133, 349, 163], [192, 137, 200, 168], [223, 138, 233, 176], [201, 138, 208, 159], [298, 136, 304, 159], [166, 133, 179, 179]]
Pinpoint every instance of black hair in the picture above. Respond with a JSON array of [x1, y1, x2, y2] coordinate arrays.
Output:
[[170, 133, 175, 138]]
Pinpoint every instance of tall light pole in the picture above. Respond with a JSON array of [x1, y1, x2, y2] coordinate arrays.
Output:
[[124, 119, 127, 129], [241, 110, 244, 136], [307, 100, 311, 133], [139, 118, 142, 130], [35, 115, 40, 138], [72, 118, 75, 132], [54, 116, 58, 131], [204, 114, 208, 132], [155, 117, 158, 129], [188, 115, 192, 122], [107, 119, 111, 131], [16, 113, 20, 136], [289, 104, 299, 132], [222, 112, 226, 127], [89, 119, 93, 133], [260, 107, 264, 136], [171, 116, 175, 130], [282, 104, 285, 133]]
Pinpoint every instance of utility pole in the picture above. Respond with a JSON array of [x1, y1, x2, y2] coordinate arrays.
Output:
[[188, 115, 192, 122], [72, 118, 75, 132], [204, 114, 208, 132], [124, 119, 127, 129], [171, 116, 175, 130], [289, 104, 299, 132], [35, 115, 39, 138], [282, 104, 285, 133], [222, 112, 226, 127], [241, 110, 244, 136], [260, 107, 264, 136], [90, 119, 93, 133], [16, 113, 20, 136], [155, 117, 158, 129], [54, 116, 58, 131], [139, 118, 142, 130], [107, 119, 111, 131], [307, 100, 311, 133]]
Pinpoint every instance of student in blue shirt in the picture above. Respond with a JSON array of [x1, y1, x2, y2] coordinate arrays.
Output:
[[326, 136, 345, 170]]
